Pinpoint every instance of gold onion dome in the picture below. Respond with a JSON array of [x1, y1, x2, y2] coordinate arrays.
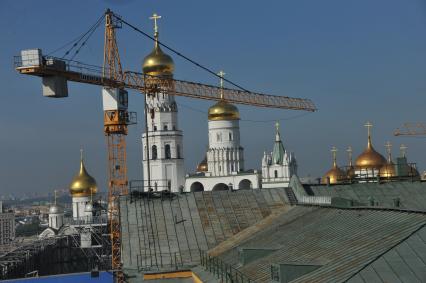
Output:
[[380, 142, 396, 178], [142, 14, 174, 76], [355, 138, 386, 169], [208, 100, 240, 121], [196, 156, 208, 172], [142, 43, 175, 75], [322, 147, 345, 184], [355, 122, 386, 169], [69, 155, 98, 198], [322, 164, 345, 185], [380, 161, 396, 178]]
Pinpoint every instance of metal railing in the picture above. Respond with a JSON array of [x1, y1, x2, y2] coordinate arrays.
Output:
[[199, 250, 254, 283]]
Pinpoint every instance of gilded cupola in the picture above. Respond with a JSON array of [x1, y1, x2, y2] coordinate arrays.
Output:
[[69, 150, 98, 198], [196, 155, 208, 172], [380, 141, 396, 178], [142, 13, 175, 76], [208, 70, 240, 121], [355, 122, 386, 169], [322, 146, 345, 184], [346, 146, 355, 179]]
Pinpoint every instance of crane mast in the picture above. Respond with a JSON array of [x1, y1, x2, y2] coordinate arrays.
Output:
[[103, 9, 129, 283]]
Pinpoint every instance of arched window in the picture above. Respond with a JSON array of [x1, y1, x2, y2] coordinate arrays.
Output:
[[229, 132, 232, 141], [163, 124, 168, 131], [165, 144, 171, 159], [152, 145, 157, 160], [153, 126, 157, 131], [177, 145, 181, 159], [274, 170, 278, 178]]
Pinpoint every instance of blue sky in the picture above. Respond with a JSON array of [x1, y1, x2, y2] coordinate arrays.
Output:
[[1, 0, 426, 195]]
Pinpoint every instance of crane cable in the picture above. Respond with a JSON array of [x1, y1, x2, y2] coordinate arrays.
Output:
[[46, 13, 105, 59], [112, 13, 250, 93]]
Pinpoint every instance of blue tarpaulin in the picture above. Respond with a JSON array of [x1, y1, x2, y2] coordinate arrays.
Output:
[[2, 272, 113, 282]]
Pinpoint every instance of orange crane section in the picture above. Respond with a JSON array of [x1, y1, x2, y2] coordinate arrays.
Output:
[[394, 123, 426, 136]]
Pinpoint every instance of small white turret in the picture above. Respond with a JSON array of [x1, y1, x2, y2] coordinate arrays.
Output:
[[48, 190, 64, 230]]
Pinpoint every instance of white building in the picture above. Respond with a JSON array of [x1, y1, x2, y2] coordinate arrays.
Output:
[[141, 22, 185, 192], [185, 88, 260, 191], [262, 122, 297, 188], [40, 152, 100, 242], [0, 202, 15, 245]]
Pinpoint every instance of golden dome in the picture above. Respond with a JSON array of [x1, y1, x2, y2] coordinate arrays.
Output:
[[346, 166, 355, 179], [380, 162, 396, 178], [208, 100, 240, 121], [355, 137, 386, 169], [322, 165, 345, 184], [322, 147, 345, 184], [142, 43, 174, 75], [196, 156, 208, 172], [70, 158, 98, 198]]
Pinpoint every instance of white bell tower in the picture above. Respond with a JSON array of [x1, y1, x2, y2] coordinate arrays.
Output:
[[141, 13, 185, 192]]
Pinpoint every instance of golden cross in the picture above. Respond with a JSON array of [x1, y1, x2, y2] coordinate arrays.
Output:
[[331, 146, 338, 165], [346, 146, 352, 165], [364, 121, 373, 137], [400, 144, 407, 157], [275, 121, 280, 132], [80, 147, 84, 161], [385, 141, 392, 154], [54, 190, 57, 205], [149, 13, 162, 34], [218, 70, 226, 99]]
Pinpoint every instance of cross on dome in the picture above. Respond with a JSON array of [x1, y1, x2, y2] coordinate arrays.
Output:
[[400, 144, 407, 157], [331, 146, 338, 166], [217, 70, 226, 99], [385, 141, 392, 162], [149, 13, 162, 34], [364, 121, 373, 137], [346, 146, 353, 166]]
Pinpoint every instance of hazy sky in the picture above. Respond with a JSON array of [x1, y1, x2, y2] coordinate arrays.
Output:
[[1, 0, 426, 196]]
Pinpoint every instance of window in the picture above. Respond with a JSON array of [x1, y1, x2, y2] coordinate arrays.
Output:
[[163, 124, 168, 131], [165, 144, 171, 159], [153, 126, 157, 131], [167, 180, 171, 190], [216, 133, 222, 142], [177, 145, 181, 158], [152, 145, 157, 160], [172, 125, 176, 130], [271, 265, 280, 282], [274, 170, 278, 178], [229, 132, 232, 141]]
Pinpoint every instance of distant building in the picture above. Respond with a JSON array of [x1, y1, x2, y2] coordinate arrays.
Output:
[[262, 122, 297, 188], [0, 201, 15, 245], [322, 122, 420, 184]]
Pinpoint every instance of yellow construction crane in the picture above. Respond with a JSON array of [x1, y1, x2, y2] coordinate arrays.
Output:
[[394, 123, 426, 136], [15, 9, 316, 282]]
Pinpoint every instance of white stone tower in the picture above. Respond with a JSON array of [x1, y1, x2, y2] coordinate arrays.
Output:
[[141, 13, 185, 192], [262, 122, 297, 188], [48, 190, 64, 230], [206, 71, 244, 176]]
